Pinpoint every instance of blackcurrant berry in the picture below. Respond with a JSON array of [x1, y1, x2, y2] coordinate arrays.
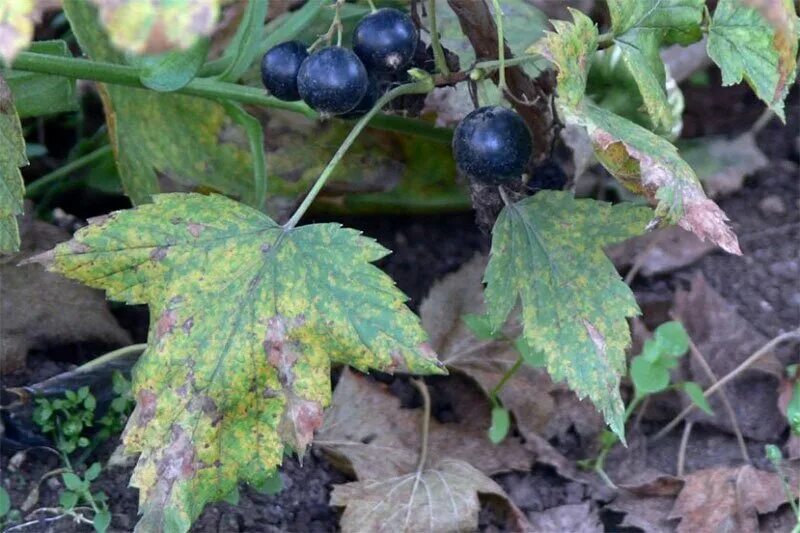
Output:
[[452, 106, 533, 182], [339, 76, 381, 119], [353, 8, 418, 73], [297, 46, 368, 114], [260, 41, 309, 102]]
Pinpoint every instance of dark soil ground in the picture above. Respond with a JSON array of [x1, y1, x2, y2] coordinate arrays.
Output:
[[1, 76, 798, 532]]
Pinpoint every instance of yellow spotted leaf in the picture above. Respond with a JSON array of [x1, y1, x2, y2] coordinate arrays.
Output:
[[0, 75, 26, 252], [89, 0, 219, 55], [26, 193, 444, 532], [535, 9, 741, 255], [483, 191, 651, 440]]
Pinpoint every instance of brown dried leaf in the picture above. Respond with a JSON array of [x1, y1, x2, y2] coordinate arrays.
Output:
[[669, 464, 797, 533], [331, 458, 530, 533], [673, 274, 785, 440], [607, 470, 683, 533], [1, 215, 131, 373], [679, 133, 769, 198], [316, 369, 533, 480], [527, 501, 602, 533], [608, 226, 716, 277]]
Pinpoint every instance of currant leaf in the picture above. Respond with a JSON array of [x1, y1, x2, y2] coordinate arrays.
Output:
[[483, 191, 651, 440], [707, 0, 798, 121], [27, 193, 444, 532], [535, 9, 741, 255], [0, 75, 26, 253]]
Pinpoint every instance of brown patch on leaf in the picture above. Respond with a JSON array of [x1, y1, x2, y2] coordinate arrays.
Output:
[[279, 396, 323, 456], [134, 390, 158, 427], [181, 317, 194, 334], [155, 308, 179, 340], [150, 247, 168, 261], [187, 223, 205, 238]]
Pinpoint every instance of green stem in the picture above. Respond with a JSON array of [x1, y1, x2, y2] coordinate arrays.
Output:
[[11, 51, 452, 145], [26, 145, 112, 198], [474, 54, 541, 73], [428, 0, 450, 75], [624, 394, 644, 421], [282, 79, 434, 229], [491, 0, 506, 90], [366, 0, 376, 11], [490, 355, 523, 399]]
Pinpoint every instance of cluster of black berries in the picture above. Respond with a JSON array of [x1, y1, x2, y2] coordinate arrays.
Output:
[[260, 8, 419, 117]]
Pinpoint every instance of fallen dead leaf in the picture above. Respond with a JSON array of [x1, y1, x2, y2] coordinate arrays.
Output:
[[679, 133, 769, 198], [608, 226, 716, 278], [673, 274, 785, 440], [420, 255, 605, 446], [316, 369, 533, 480], [669, 464, 798, 533], [607, 470, 683, 533], [0, 213, 131, 373], [331, 458, 530, 533]]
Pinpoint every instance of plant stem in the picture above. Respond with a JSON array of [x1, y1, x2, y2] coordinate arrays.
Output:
[[283, 79, 433, 229], [428, 0, 450, 75], [26, 145, 112, 199], [11, 51, 452, 145], [411, 378, 431, 473], [490, 355, 523, 399], [491, 0, 507, 90]]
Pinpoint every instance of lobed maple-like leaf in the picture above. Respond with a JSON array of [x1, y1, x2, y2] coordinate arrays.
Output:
[[0, 75, 26, 253], [27, 193, 444, 532], [62, 0, 256, 206], [707, 0, 798, 121], [89, 0, 219, 55], [535, 9, 741, 255], [483, 191, 651, 439], [607, 0, 703, 133]]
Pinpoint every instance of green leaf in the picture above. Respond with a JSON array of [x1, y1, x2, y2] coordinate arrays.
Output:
[[607, 0, 703, 132], [29, 193, 443, 533], [513, 336, 545, 368], [787, 380, 800, 434], [219, 0, 268, 82], [488, 406, 510, 444], [4, 40, 77, 118], [536, 10, 741, 256], [653, 321, 690, 358], [93, 509, 111, 533], [630, 356, 670, 395], [0, 486, 10, 517], [89, 0, 219, 55], [262, 0, 325, 52], [0, 75, 26, 253], [707, 0, 798, 120], [63, 0, 258, 206], [59, 490, 79, 510], [84, 394, 97, 411], [253, 470, 283, 495], [0, 2, 38, 64], [222, 487, 239, 505], [462, 313, 498, 340], [135, 38, 210, 92], [62, 472, 84, 492], [85, 462, 102, 482], [682, 381, 713, 415], [483, 191, 651, 440]]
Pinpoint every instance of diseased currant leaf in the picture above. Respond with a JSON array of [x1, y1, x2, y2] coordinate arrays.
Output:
[[483, 191, 651, 439], [89, 0, 219, 55], [708, 0, 798, 120], [27, 193, 444, 533], [0, 0, 40, 64], [535, 9, 741, 255], [0, 75, 26, 253], [607, 0, 702, 133], [63, 0, 256, 206]]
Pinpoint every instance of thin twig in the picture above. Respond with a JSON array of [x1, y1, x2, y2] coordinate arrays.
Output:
[[652, 329, 800, 442], [677, 421, 693, 476], [411, 379, 431, 473], [750, 107, 775, 135], [624, 231, 665, 285], [683, 331, 751, 464]]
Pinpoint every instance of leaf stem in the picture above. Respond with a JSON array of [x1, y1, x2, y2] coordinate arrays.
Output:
[[10, 51, 452, 145], [411, 378, 431, 473], [26, 144, 112, 199], [491, 0, 507, 90], [427, 0, 450, 75], [282, 79, 434, 229], [489, 355, 523, 400]]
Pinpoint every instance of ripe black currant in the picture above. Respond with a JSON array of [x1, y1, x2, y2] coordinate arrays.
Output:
[[260, 41, 309, 102], [297, 46, 368, 114], [353, 8, 418, 73], [452, 106, 533, 182], [339, 76, 381, 119]]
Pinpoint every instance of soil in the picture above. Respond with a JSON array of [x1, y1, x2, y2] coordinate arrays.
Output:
[[2, 74, 798, 532]]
